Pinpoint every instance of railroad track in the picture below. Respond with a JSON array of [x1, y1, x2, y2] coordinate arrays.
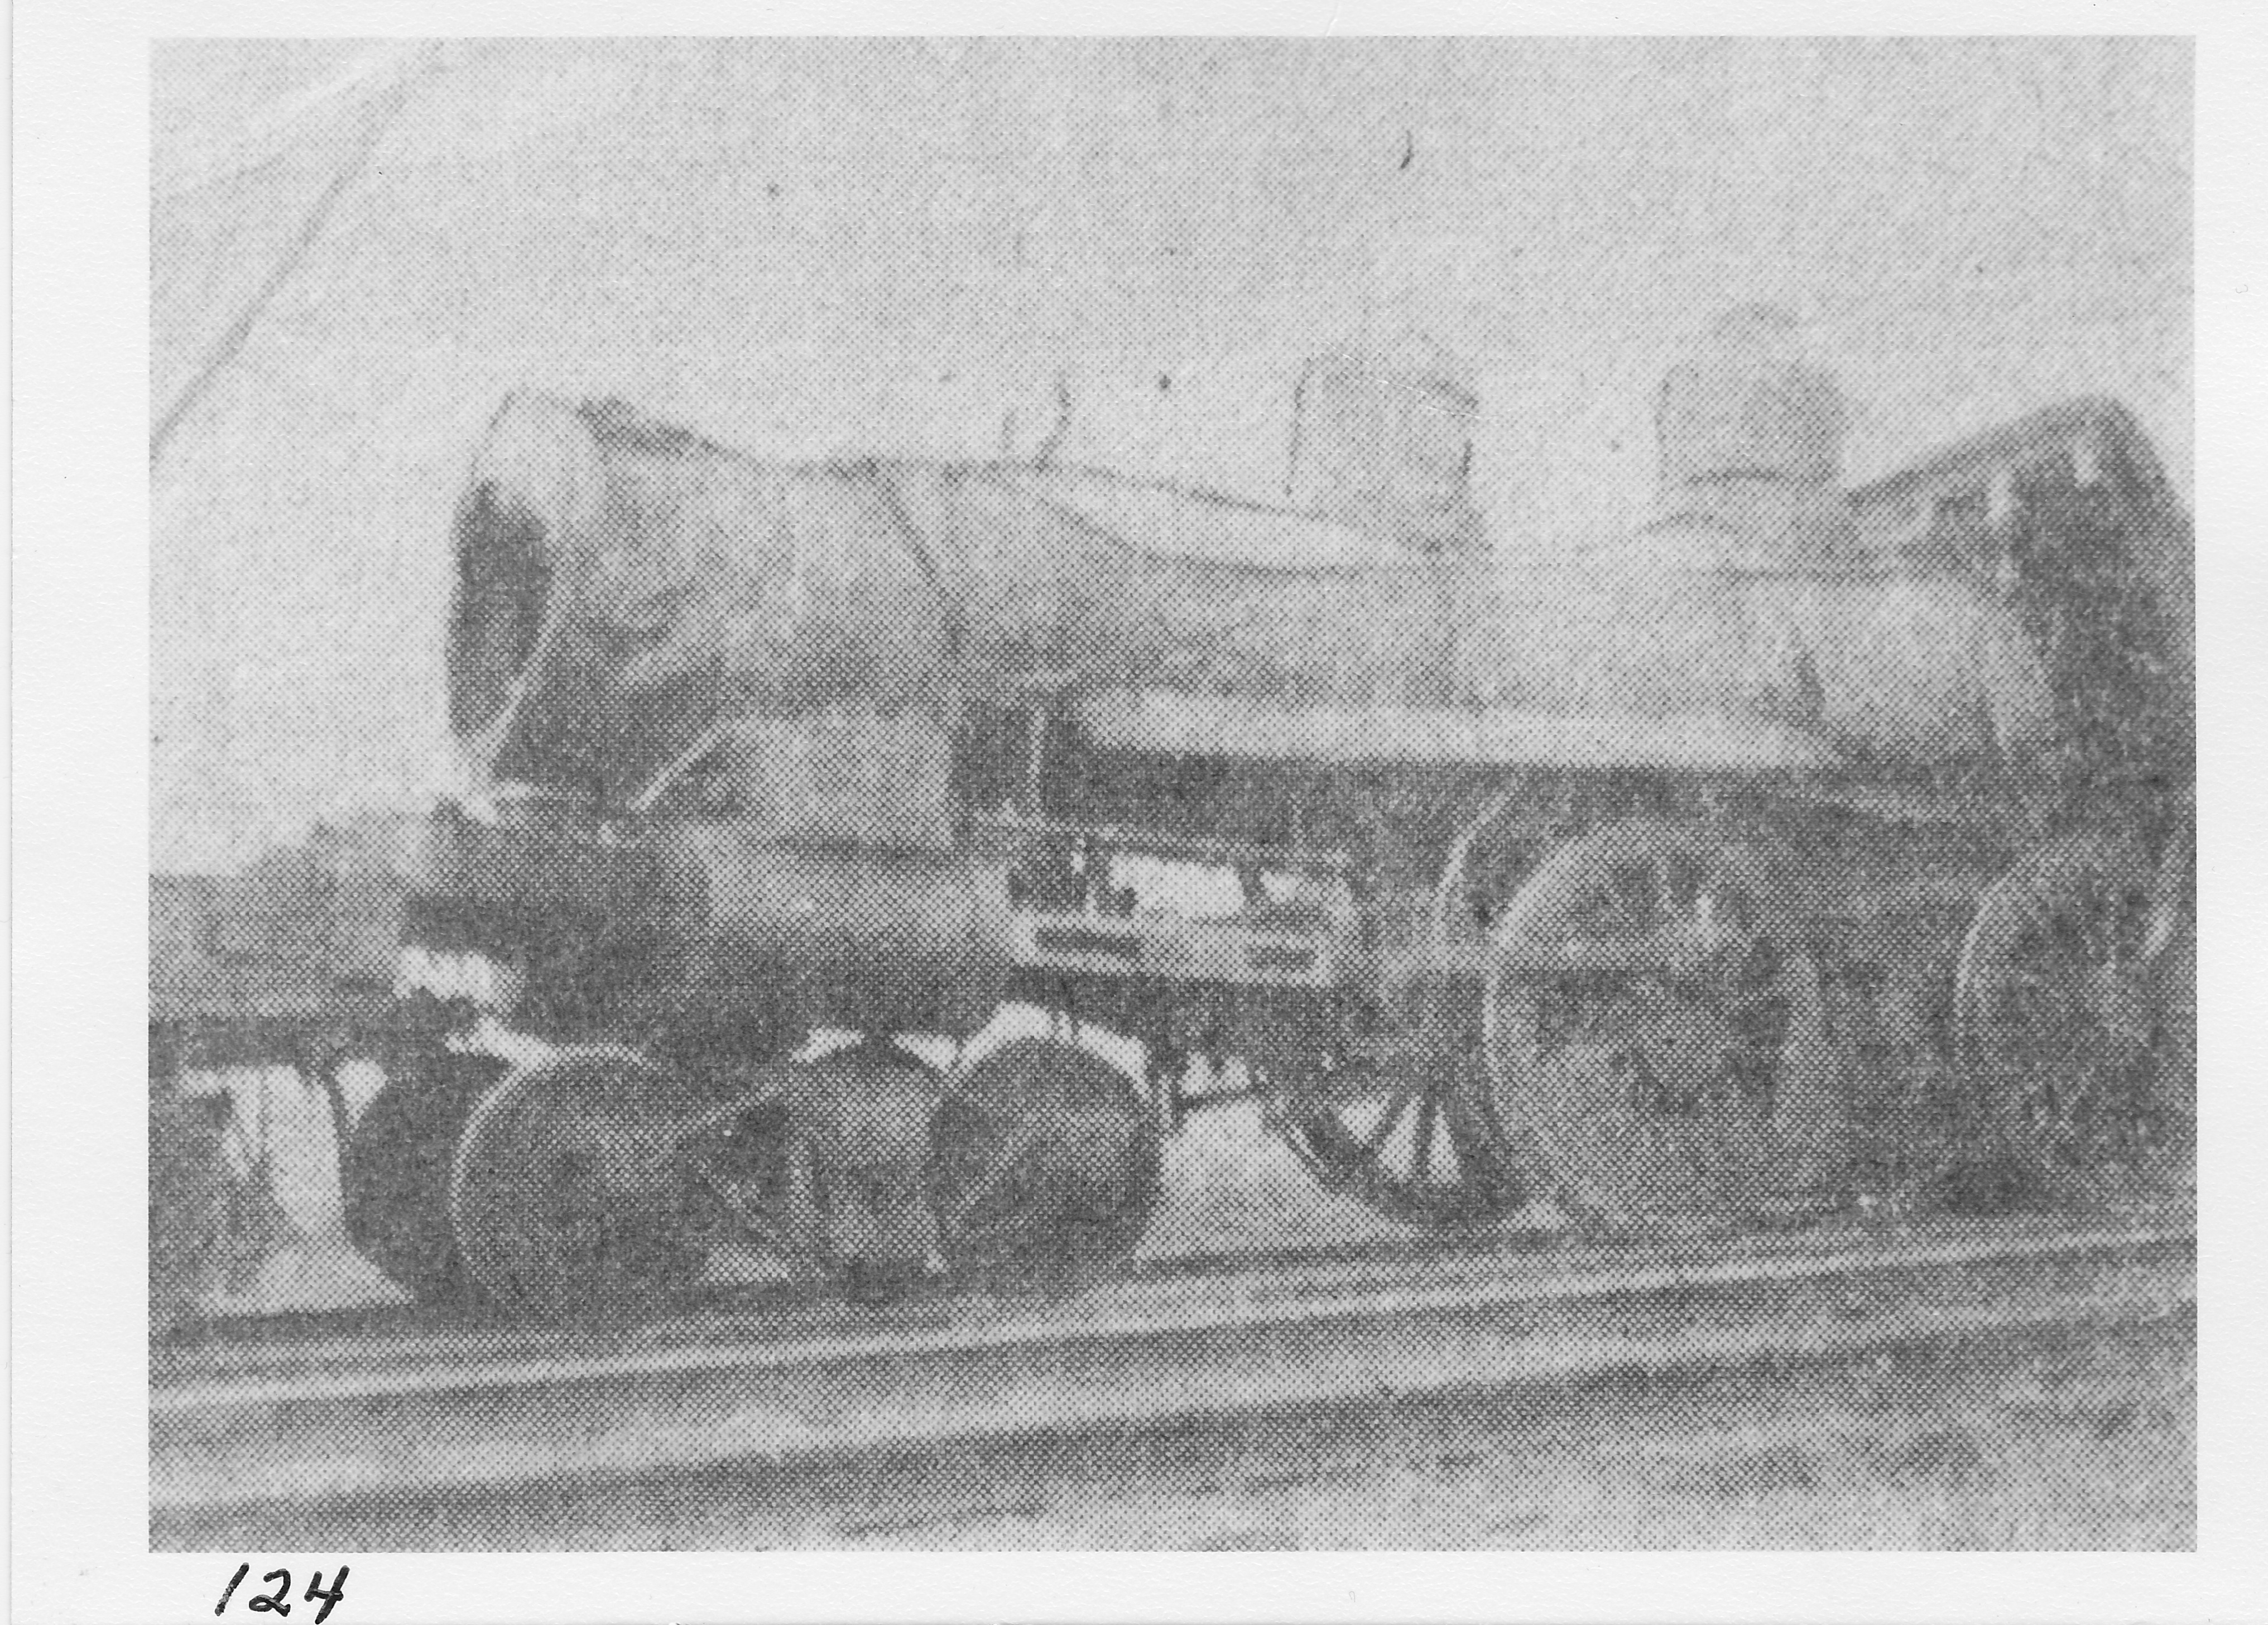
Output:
[[151, 1215, 2192, 1549]]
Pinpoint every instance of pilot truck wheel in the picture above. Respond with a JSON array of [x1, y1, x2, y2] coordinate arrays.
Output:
[[339, 1049, 506, 1307], [448, 1046, 712, 1319], [926, 1036, 1161, 1285]]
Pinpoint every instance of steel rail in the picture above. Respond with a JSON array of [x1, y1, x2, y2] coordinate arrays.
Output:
[[155, 1222, 2175, 1415], [152, 1223, 2188, 1534]]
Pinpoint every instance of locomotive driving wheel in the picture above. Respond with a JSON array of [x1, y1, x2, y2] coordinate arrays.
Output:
[[1271, 988, 1521, 1228], [1267, 788, 1529, 1230], [1480, 821, 1853, 1230], [926, 1035, 1161, 1285], [449, 1046, 715, 1319], [1954, 829, 2194, 1198]]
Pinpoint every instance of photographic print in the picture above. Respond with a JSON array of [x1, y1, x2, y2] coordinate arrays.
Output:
[[140, 32, 2194, 1559]]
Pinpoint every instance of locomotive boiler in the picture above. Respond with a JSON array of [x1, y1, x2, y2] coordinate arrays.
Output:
[[347, 318, 2195, 1318]]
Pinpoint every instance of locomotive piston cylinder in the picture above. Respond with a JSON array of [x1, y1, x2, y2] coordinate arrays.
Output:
[[403, 796, 1016, 1044], [664, 823, 1018, 1042]]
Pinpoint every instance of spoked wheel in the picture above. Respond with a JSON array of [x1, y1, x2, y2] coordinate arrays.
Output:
[[1271, 796, 1529, 1230], [449, 1046, 714, 1319], [1954, 830, 2194, 1199], [1481, 821, 1853, 1230], [926, 1036, 1161, 1285], [1271, 985, 1522, 1228]]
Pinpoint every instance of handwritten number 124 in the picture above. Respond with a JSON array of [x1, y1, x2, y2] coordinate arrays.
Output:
[[215, 1564, 348, 1622]]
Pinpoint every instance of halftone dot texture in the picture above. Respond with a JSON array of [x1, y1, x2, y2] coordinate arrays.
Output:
[[153, 39, 2192, 1552], [151, 1225, 2193, 1549]]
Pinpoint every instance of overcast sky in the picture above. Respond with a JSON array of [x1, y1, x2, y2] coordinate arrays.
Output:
[[151, 37, 2190, 870]]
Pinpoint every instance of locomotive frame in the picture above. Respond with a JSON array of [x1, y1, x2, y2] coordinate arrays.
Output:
[[336, 391, 2194, 1322]]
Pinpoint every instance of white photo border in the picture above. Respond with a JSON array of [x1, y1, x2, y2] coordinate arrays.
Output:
[[15, 2, 2262, 1620]]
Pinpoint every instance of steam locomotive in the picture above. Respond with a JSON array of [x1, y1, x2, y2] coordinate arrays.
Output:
[[344, 315, 2195, 1317]]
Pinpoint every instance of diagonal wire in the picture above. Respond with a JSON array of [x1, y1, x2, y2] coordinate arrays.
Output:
[[150, 45, 443, 468], [153, 43, 439, 199]]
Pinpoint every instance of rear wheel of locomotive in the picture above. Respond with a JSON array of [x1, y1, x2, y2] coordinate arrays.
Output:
[[339, 1048, 507, 1306], [926, 1036, 1161, 1285], [1954, 829, 2194, 1204], [1480, 821, 1856, 1231], [449, 1047, 711, 1319]]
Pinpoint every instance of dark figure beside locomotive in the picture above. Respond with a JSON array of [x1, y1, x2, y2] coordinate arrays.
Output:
[[158, 314, 2194, 1321]]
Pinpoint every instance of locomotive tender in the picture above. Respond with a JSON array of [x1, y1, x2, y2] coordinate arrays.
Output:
[[349, 316, 2195, 1317]]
